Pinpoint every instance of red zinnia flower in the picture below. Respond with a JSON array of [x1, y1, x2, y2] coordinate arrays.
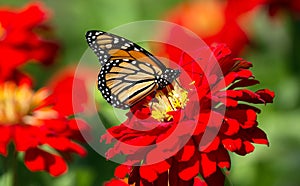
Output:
[[0, 74, 88, 176], [101, 44, 274, 185], [267, 0, 300, 17], [162, 0, 265, 56], [0, 3, 59, 84]]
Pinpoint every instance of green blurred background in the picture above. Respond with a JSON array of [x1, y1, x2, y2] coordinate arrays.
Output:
[[0, 0, 299, 185]]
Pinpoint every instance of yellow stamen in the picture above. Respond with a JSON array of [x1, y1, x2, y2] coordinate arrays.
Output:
[[0, 82, 57, 126], [151, 82, 188, 122]]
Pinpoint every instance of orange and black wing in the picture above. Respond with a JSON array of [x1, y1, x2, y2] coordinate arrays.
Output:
[[85, 30, 166, 69], [86, 30, 167, 109], [98, 59, 161, 109]]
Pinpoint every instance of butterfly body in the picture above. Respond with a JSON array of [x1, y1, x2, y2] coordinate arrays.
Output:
[[86, 30, 180, 109]]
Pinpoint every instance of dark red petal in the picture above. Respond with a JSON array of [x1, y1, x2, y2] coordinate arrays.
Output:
[[248, 127, 269, 145], [242, 109, 257, 129], [202, 136, 220, 153], [121, 134, 157, 146], [226, 89, 266, 104], [179, 159, 199, 181], [176, 140, 195, 162], [101, 124, 128, 143], [255, 89, 275, 103], [24, 148, 67, 176], [222, 138, 242, 152], [46, 137, 86, 157], [213, 69, 253, 92], [229, 79, 260, 90], [226, 109, 258, 129], [128, 166, 140, 185], [42, 118, 68, 133], [154, 171, 168, 186], [216, 147, 231, 169], [222, 118, 240, 136], [169, 158, 195, 186], [203, 167, 225, 186], [235, 141, 255, 155], [213, 44, 232, 61]]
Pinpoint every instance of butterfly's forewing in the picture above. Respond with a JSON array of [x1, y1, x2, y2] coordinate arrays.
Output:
[[85, 30, 166, 69]]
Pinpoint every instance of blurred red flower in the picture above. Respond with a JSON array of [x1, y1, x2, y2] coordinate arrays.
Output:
[[101, 44, 274, 185], [0, 3, 59, 84], [267, 0, 300, 17], [162, 0, 265, 56], [0, 74, 88, 176]]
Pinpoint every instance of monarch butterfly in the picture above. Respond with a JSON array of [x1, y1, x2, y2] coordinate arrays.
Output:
[[85, 30, 180, 109]]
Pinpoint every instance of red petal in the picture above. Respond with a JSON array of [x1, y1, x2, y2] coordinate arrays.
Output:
[[215, 147, 231, 169], [200, 153, 217, 178], [194, 177, 208, 186], [114, 165, 130, 179], [223, 118, 240, 136], [0, 126, 11, 156], [202, 136, 220, 153], [24, 148, 67, 176], [140, 166, 158, 182], [226, 89, 266, 104], [248, 127, 269, 145], [45, 137, 86, 157], [228, 79, 260, 90], [179, 159, 199, 181], [222, 138, 242, 152], [256, 89, 275, 103], [140, 161, 170, 182], [244, 141, 255, 154], [104, 179, 129, 186], [17, 3, 47, 28], [176, 140, 195, 162], [14, 125, 40, 151], [203, 168, 225, 186], [235, 141, 255, 155], [242, 109, 257, 129], [50, 75, 87, 116]]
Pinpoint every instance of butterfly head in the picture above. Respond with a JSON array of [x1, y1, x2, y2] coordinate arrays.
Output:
[[157, 68, 181, 89]]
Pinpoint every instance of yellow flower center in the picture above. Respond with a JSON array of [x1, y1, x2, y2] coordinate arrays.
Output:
[[0, 82, 57, 125], [151, 82, 188, 122]]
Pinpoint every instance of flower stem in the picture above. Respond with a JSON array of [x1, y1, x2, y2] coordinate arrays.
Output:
[[11, 151, 18, 186], [6, 144, 18, 186]]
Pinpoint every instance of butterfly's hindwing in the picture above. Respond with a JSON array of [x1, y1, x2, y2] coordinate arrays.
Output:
[[98, 59, 160, 109]]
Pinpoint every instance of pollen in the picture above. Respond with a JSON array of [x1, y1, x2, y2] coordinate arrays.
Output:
[[151, 82, 188, 122], [0, 82, 57, 126]]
